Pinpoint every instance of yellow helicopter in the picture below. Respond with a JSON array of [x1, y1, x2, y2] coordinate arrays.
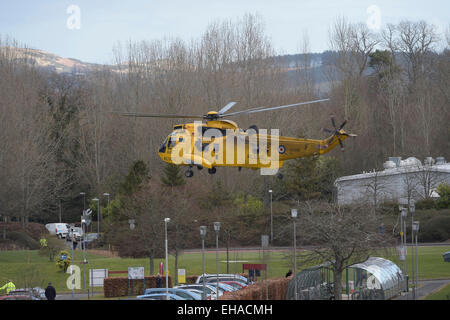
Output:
[[118, 99, 356, 178]]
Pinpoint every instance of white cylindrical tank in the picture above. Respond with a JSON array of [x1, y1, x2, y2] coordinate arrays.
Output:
[[384, 161, 396, 169]]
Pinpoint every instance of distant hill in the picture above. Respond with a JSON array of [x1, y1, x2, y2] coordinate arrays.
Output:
[[3, 47, 339, 90], [3, 47, 108, 75]]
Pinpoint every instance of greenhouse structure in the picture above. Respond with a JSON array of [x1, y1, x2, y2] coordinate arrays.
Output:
[[286, 257, 405, 300]]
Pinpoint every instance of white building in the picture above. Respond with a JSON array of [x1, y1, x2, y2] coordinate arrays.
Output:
[[334, 157, 450, 205]]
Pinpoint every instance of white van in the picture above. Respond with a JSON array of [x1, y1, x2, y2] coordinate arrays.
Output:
[[45, 223, 70, 239]]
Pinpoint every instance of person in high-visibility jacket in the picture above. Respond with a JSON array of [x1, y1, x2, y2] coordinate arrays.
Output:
[[0, 280, 16, 294]]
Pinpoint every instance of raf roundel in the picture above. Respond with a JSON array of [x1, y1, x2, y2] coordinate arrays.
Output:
[[278, 145, 286, 154]]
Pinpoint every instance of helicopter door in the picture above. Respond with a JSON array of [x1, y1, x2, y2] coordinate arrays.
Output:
[[159, 137, 168, 153]]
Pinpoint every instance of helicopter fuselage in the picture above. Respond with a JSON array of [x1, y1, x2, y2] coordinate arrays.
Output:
[[157, 120, 348, 171]]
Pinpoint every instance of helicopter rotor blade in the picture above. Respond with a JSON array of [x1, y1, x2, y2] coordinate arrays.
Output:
[[339, 119, 348, 130], [221, 98, 330, 117], [330, 114, 337, 129], [218, 102, 238, 115], [322, 128, 333, 134], [338, 138, 344, 151], [112, 111, 204, 119]]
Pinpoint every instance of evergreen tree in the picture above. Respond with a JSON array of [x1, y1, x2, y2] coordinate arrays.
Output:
[[120, 160, 150, 195], [161, 164, 185, 187], [284, 156, 341, 201]]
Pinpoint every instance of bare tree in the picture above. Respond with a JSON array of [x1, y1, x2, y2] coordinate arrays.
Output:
[[295, 201, 394, 300]]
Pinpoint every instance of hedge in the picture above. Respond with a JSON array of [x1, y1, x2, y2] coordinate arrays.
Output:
[[219, 276, 292, 300], [104, 276, 173, 297]]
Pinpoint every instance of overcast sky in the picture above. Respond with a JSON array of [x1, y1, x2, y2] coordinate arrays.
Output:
[[0, 0, 448, 64]]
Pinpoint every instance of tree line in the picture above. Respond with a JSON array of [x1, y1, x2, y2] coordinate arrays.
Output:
[[0, 14, 448, 228]]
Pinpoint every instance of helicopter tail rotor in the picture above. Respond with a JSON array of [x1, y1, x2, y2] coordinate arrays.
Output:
[[322, 115, 357, 151]]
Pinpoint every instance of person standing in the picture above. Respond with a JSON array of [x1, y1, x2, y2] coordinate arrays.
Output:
[[0, 280, 16, 294], [156, 273, 162, 288], [45, 282, 56, 300]]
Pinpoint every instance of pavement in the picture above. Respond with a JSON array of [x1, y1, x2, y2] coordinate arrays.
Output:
[[394, 279, 450, 300], [55, 292, 102, 300]]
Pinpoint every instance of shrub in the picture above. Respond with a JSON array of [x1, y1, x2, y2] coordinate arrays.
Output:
[[6, 231, 40, 250], [39, 236, 65, 261], [415, 198, 436, 210], [56, 250, 72, 272], [219, 277, 291, 300], [420, 216, 450, 242], [104, 276, 173, 297], [436, 183, 450, 209]]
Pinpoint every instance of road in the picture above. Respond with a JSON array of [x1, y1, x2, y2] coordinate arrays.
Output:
[[394, 279, 450, 300]]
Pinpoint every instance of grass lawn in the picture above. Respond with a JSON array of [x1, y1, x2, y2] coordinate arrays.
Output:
[[1, 245, 449, 294], [424, 283, 450, 300]]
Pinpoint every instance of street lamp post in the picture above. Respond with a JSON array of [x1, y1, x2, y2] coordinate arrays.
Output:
[[79, 192, 86, 294], [269, 190, 273, 244], [80, 192, 86, 211], [399, 206, 408, 280], [412, 221, 420, 300], [103, 193, 110, 231], [92, 198, 100, 234], [291, 208, 298, 300], [200, 226, 207, 300], [214, 222, 221, 300], [164, 218, 170, 300]]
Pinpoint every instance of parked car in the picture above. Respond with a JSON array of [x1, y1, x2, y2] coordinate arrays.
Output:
[[80, 233, 100, 249], [66, 227, 83, 242], [174, 284, 222, 299], [196, 274, 248, 285], [136, 293, 184, 300], [5, 288, 42, 300], [220, 281, 246, 290], [204, 277, 247, 287], [142, 288, 201, 300], [207, 282, 238, 292], [0, 295, 33, 300]]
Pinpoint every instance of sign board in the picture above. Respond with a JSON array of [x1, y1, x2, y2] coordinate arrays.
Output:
[[89, 269, 108, 287], [178, 269, 186, 284], [128, 267, 145, 280]]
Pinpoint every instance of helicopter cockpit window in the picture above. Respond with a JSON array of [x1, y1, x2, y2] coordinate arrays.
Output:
[[159, 137, 168, 153]]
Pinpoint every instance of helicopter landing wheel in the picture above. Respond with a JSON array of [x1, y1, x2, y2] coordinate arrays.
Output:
[[276, 172, 283, 180], [197, 165, 203, 170], [208, 167, 216, 175], [185, 169, 194, 178]]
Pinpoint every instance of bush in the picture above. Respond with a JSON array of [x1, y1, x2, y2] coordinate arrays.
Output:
[[104, 276, 173, 297], [6, 231, 40, 250], [219, 277, 291, 300], [436, 183, 450, 209], [420, 216, 450, 242], [39, 236, 65, 261], [56, 250, 72, 272], [415, 198, 436, 210]]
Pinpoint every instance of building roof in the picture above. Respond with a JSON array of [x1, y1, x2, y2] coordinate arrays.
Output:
[[335, 157, 450, 183]]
